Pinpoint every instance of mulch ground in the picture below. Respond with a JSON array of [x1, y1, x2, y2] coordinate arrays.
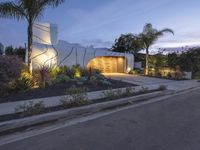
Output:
[[0, 79, 137, 103]]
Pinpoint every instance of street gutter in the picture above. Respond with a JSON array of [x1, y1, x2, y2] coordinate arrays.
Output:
[[0, 90, 171, 134]]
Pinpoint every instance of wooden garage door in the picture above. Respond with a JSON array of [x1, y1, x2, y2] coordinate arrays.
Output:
[[87, 57, 124, 73]]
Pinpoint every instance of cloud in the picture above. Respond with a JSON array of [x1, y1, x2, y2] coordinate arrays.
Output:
[[81, 38, 113, 48]]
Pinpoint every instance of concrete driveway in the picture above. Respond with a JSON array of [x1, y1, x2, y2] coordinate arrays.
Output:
[[104, 73, 200, 91]]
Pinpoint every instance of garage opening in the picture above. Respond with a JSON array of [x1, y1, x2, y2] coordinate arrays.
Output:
[[87, 56, 125, 73]]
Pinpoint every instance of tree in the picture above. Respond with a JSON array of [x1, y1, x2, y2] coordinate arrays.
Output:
[[5, 46, 14, 55], [139, 23, 174, 75], [112, 33, 143, 55], [15, 47, 26, 61], [5, 46, 28, 62], [0, 0, 64, 72]]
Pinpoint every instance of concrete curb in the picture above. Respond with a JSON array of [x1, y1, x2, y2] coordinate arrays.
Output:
[[0, 90, 172, 133]]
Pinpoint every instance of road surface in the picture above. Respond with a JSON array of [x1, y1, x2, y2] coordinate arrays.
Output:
[[1, 89, 200, 150]]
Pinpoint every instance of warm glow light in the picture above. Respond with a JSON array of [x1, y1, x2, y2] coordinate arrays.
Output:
[[75, 70, 81, 78], [87, 56, 125, 73], [127, 67, 131, 72]]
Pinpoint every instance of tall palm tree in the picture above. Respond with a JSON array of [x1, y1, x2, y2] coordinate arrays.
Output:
[[0, 0, 64, 72], [139, 23, 174, 75]]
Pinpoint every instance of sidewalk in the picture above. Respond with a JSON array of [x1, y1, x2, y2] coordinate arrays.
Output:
[[0, 85, 158, 116], [105, 73, 200, 91]]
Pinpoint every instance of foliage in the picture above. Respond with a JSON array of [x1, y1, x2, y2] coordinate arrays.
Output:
[[166, 48, 200, 78], [60, 87, 90, 108], [33, 66, 52, 88], [149, 53, 168, 68], [158, 85, 167, 91], [5, 46, 26, 62], [129, 68, 143, 75], [139, 23, 174, 75], [72, 64, 82, 78], [124, 87, 135, 96], [167, 53, 180, 68], [89, 75, 98, 86], [0, 0, 64, 71], [112, 33, 143, 55], [55, 74, 70, 83], [50, 66, 68, 79], [140, 86, 149, 93], [103, 87, 135, 100], [11, 65, 35, 91], [15, 101, 46, 117], [193, 71, 200, 79], [99, 79, 112, 86], [0, 55, 23, 84], [12, 76, 34, 92], [5, 46, 14, 55], [0, 56, 23, 97], [103, 88, 121, 100]]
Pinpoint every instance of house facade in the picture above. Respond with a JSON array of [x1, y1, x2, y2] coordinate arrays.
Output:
[[31, 23, 134, 73]]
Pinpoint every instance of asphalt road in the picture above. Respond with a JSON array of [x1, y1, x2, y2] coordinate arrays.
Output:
[[1, 89, 200, 150]]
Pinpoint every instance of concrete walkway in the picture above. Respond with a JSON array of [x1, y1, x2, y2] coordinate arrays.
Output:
[[104, 73, 200, 91]]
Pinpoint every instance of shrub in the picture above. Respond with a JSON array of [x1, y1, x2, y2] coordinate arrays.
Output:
[[0, 56, 23, 97], [12, 76, 34, 92], [193, 71, 200, 79], [80, 68, 90, 78], [60, 87, 90, 108], [124, 87, 135, 96], [33, 66, 52, 88], [103, 88, 123, 100], [91, 69, 102, 75], [129, 69, 143, 75], [11, 66, 35, 92], [174, 71, 184, 80], [72, 64, 82, 79], [0, 55, 23, 84], [140, 86, 149, 93], [103, 87, 135, 100], [50, 66, 68, 79], [99, 79, 112, 86], [103, 88, 117, 100], [15, 101, 46, 117], [55, 74, 71, 83], [158, 85, 167, 91]]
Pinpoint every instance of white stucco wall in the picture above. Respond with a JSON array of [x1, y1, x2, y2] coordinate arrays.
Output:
[[31, 23, 134, 72]]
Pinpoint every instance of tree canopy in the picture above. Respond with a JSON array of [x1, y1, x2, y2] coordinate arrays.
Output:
[[112, 33, 143, 55]]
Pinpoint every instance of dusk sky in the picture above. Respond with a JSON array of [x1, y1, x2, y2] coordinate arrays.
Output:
[[0, 0, 200, 50]]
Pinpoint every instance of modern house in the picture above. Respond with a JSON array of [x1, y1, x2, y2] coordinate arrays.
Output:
[[31, 23, 134, 73], [0, 43, 4, 55]]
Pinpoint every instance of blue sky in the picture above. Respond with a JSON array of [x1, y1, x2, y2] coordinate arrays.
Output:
[[0, 0, 200, 49]]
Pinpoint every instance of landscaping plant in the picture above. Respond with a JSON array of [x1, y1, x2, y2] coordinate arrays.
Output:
[[34, 66, 52, 88], [60, 87, 91, 108], [15, 101, 46, 117], [0, 56, 23, 97]]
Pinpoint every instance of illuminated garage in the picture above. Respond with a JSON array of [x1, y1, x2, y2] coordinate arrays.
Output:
[[87, 56, 125, 73]]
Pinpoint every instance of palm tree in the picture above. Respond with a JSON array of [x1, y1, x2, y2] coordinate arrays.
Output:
[[139, 23, 174, 75], [0, 0, 64, 72]]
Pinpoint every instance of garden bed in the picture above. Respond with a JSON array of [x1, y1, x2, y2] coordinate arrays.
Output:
[[0, 79, 137, 103], [0, 88, 164, 123]]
